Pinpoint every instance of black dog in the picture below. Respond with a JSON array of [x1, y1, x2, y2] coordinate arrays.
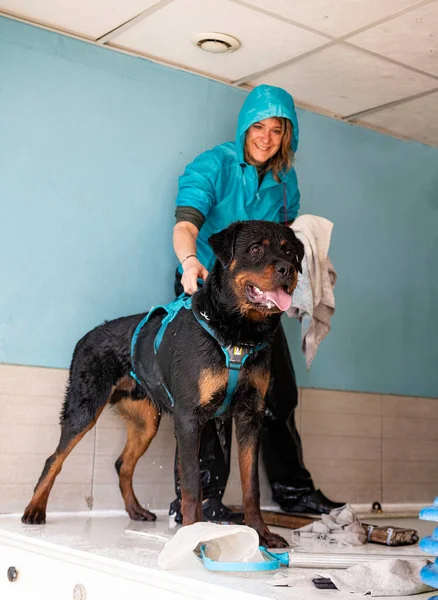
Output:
[[22, 220, 303, 548]]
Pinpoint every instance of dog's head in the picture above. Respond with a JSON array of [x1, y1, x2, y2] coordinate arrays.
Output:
[[209, 221, 304, 316]]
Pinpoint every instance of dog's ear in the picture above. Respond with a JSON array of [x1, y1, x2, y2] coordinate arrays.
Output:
[[294, 238, 305, 274], [209, 222, 242, 268]]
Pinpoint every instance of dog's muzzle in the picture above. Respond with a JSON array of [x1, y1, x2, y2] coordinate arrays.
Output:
[[245, 282, 293, 312]]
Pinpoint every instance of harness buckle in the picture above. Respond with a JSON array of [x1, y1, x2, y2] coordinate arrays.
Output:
[[225, 345, 248, 370], [228, 360, 242, 371]]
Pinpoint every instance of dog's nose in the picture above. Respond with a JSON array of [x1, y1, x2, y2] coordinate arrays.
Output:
[[276, 261, 294, 279]]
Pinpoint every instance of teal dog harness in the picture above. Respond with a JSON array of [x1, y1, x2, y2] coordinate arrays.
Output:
[[130, 295, 268, 418]]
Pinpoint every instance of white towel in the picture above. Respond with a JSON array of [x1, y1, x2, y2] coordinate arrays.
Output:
[[324, 558, 434, 596], [296, 504, 367, 547], [287, 214, 337, 369], [267, 559, 434, 596]]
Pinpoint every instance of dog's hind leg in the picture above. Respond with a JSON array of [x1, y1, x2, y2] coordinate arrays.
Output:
[[21, 359, 119, 525], [115, 398, 161, 521], [21, 400, 107, 525]]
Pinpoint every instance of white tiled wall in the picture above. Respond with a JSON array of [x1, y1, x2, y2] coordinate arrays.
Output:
[[299, 388, 382, 505], [1, 364, 437, 515]]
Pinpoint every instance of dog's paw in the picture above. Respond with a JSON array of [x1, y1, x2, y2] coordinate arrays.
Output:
[[127, 506, 157, 522], [21, 505, 46, 525], [258, 529, 289, 549]]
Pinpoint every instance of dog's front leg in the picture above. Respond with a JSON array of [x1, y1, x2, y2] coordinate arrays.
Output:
[[174, 413, 203, 525], [235, 411, 288, 548]]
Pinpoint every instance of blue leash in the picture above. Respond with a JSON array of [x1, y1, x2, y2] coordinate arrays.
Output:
[[199, 544, 289, 572]]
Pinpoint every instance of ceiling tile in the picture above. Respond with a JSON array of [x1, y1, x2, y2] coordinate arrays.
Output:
[[238, 0, 423, 37], [0, 0, 160, 40], [251, 44, 438, 116], [349, 3, 438, 76], [358, 90, 438, 146], [109, 0, 328, 81]]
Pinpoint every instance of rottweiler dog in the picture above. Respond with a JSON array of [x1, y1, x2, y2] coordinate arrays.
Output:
[[22, 220, 303, 548]]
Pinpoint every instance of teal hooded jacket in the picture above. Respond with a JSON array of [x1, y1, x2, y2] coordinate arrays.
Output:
[[176, 85, 300, 271]]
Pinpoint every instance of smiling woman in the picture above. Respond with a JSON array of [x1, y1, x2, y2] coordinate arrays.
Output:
[[245, 117, 294, 183], [170, 84, 344, 524], [246, 118, 284, 162]]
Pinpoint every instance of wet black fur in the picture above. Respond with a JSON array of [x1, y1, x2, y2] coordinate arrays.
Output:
[[58, 221, 303, 426], [23, 220, 303, 541]]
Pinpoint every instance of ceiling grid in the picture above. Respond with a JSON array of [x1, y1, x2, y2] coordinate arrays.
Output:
[[0, 0, 437, 145]]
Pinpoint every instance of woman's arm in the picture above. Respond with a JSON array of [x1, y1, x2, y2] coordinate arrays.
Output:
[[174, 148, 223, 293], [173, 221, 209, 295]]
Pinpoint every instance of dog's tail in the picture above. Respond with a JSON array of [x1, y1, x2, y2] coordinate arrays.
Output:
[[60, 317, 137, 428]]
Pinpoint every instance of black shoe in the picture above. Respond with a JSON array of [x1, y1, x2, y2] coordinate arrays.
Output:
[[202, 498, 244, 524], [169, 498, 183, 524], [278, 489, 345, 515], [169, 497, 244, 524]]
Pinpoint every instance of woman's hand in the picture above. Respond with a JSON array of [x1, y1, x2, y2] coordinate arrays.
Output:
[[173, 221, 209, 294], [181, 256, 209, 295]]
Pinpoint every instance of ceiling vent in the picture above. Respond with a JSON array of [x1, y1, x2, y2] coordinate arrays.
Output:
[[191, 32, 241, 54]]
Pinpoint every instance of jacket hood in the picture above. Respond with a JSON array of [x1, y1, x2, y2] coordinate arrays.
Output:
[[236, 84, 299, 165]]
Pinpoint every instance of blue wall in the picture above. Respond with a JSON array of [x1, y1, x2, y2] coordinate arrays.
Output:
[[1, 17, 437, 397]]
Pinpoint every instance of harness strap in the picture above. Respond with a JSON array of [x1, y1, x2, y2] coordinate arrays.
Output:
[[130, 312, 154, 386], [153, 295, 193, 353], [131, 295, 268, 418], [192, 313, 268, 417], [130, 295, 193, 405]]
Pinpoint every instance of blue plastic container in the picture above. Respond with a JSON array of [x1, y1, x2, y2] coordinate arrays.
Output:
[[419, 497, 438, 598]]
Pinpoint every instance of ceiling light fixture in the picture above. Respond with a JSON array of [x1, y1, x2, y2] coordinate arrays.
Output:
[[191, 32, 241, 54]]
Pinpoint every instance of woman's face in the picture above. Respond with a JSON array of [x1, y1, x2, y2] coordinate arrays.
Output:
[[245, 117, 284, 165]]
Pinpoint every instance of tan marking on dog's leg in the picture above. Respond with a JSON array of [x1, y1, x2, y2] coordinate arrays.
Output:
[[237, 428, 288, 547], [247, 367, 270, 401], [181, 494, 203, 525], [116, 398, 160, 521], [180, 458, 203, 525], [238, 444, 262, 524], [22, 405, 106, 524], [198, 368, 228, 407]]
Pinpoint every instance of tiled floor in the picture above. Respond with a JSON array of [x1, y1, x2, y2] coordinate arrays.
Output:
[[0, 512, 437, 599]]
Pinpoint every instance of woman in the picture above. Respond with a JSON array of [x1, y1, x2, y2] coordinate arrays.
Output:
[[170, 85, 343, 521]]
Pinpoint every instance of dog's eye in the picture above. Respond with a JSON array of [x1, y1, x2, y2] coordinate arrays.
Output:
[[249, 244, 262, 255]]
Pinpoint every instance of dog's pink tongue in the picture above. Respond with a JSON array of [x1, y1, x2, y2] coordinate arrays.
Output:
[[265, 287, 292, 312]]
